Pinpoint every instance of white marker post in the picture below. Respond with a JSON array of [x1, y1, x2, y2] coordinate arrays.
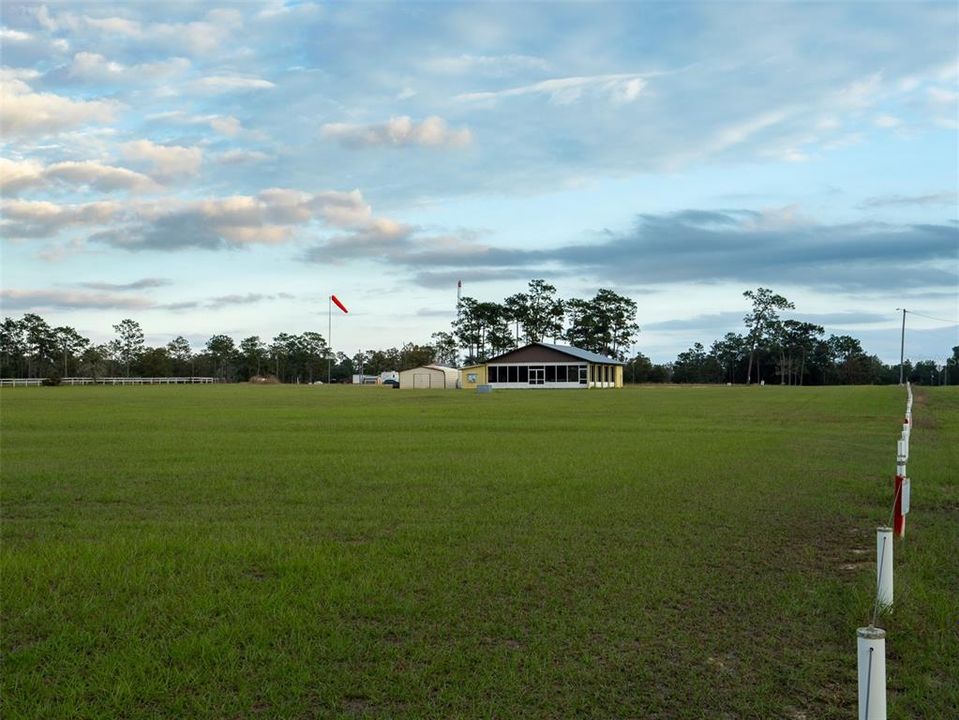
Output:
[[876, 527, 893, 610], [857, 626, 887, 720]]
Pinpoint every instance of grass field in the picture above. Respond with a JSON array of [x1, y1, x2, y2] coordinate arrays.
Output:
[[2, 384, 956, 719]]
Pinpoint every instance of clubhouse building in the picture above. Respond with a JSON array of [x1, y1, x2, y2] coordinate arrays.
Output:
[[459, 342, 624, 390]]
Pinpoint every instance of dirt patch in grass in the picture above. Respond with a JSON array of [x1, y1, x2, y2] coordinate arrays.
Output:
[[792, 513, 875, 576], [343, 696, 372, 716]]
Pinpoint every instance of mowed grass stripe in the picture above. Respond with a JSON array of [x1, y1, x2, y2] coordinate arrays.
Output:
[[2, 385, 956, 718]]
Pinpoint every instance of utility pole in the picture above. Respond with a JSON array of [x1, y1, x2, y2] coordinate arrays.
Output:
[[897, 308, 906, 385]]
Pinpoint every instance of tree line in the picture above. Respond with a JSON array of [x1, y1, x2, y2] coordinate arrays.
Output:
[[0, 314, 451, 384], [2, 284, 954, 385], [624, 287, 957, 386], [454, 280, 639, 363]]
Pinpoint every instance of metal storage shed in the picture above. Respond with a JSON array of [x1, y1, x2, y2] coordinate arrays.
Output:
[[398, 365, 459, 389]]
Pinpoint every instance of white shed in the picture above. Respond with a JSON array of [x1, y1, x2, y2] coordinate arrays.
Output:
[[398, 365, 459, 389]]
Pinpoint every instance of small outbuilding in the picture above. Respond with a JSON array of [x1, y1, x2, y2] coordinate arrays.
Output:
[[399, 364, 459, 389], [459, 342, 624, 390]]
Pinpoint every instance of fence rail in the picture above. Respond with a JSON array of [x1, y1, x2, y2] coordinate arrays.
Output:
[[0, 377, 219, 387]]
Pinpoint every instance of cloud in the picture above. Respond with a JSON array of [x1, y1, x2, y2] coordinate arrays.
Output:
[[0, 289, 153, 311], [874, 114, 903, 128], [304, 207, 959, 293], [189, 74, 275, 93], [791, 311, 891, 326], [204, 292, 292, 309], [121, 140, 203, 179], [526, 211, 959, 291], [64, 52, 190, 83], [424, 53, 550, 76], [45, 161, 159, 192], [834, 73, 883, 109], [644, 310, 891, 333], [927, 86, 959, 105], [216, 149, 272, 164], [0, 158, 157, 194], [146, 110, 243, 137], [860, 192, 958, 208], [0, 67, 41, 82], [0, 28, 33, 42], [78, 278, 172, 291], [158, 292, 293, 311], [0, 78, 121, 137], [644, 312, 745, 332], [456, 73, 649, 105], [0, 157, 45, 193], [411, 268, 553, 290], [33, 6, 243, 55], [1, 199, 120, 238], [86, 188, 396, 251], [321, 116, 472, 149]]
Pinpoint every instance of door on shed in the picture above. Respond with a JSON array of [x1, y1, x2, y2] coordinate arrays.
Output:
[[413, 373, 432, 388]]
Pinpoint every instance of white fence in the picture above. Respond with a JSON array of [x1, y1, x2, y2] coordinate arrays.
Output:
[[0, 377, 219, 387]]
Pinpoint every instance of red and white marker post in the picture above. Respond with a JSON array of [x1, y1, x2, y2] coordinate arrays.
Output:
[[894, 440, 907, 538]]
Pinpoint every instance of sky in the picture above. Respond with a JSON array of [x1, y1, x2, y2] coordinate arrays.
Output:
[[2, 0, 957, 364]]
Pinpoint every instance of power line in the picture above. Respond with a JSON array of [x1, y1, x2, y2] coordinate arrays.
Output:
[[905, 310, 959, 325]]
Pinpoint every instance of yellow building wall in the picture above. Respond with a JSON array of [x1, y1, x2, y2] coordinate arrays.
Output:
[[587, 363, 623, 388], [459, 365, 487, 389]]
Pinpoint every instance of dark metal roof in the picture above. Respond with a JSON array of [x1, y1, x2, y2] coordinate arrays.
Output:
[[486, 342, 624, 365]]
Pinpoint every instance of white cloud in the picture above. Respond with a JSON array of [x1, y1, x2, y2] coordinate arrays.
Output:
[[860, 192, 958, 209], [0, 157, 45, 193], [67, 52, 190, 82], [33, 7, 242, 55], [321, 116, 472, 149], [48, 161, 158, 192], [190, 74, 275, 93], [764, 147, 809, 163], [874, 115, 903, 128], [83, 16, 144, 38], [121, 140, 203, 179], [455, 73, 649, 105], [0, 78, 121, 137], [0, 288, 154, 310], [705, 110, 790, 155], [216, 149, 271, 164], [927, 86, 959, 104], [425, 53, 550, 76], [835, 73, 883, 109], [0, 157, 158, 194], [209, 116, 243, 136], [0, 28, 32, 42], [147, 111, 244, 137], [0, 67, 41, 82], [72, 188, 406, 251], [1, 198, 120, 238]]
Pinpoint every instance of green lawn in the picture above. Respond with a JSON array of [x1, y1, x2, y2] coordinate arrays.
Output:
[[2, 385, 956, 719]]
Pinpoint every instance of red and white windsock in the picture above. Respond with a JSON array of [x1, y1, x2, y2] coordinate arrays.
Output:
[[331, 294, 349, 314]]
